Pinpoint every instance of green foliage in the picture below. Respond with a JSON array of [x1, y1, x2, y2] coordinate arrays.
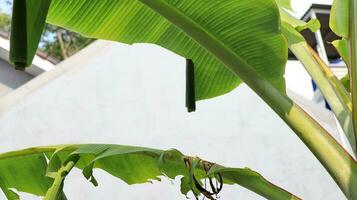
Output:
[[0, 13, 11, 32], [279, 9, 321, 33], [0, 152, 53, 200], [332, 39, 350, 64], [341, 74, 351, 92], [279, 6, 356, 154], [275, 0, 292, 9], [2, 0, 92, 63], [329, 0, 357, 156], [41, 25, 94, 61], [0, 145, 298, 200], [7, 0, 357, 199], [15, 0, 287, 101], [330, 0, 349, 38], [330, 0, 350, 69]]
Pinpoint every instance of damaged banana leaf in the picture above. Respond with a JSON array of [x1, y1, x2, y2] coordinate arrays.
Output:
[[0, 144, 299, 200]]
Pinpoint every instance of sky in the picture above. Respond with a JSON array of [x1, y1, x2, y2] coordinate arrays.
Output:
[[0, 0, 11, 14]]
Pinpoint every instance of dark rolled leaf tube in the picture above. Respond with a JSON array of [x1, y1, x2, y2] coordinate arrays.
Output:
[[10, 0, 28, 71], [186, 59, 196, 112]]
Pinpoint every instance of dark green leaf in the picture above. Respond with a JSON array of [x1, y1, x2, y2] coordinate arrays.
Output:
[[186, 59, 196, 112], [9, 0, 51, 70]]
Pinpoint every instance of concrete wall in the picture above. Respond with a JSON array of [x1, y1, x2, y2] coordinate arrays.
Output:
[[0, 40, 346, 200], [0, 58, 33, 97], [0, 35, 55, 98]]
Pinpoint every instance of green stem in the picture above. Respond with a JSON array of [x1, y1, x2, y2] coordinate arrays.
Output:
[[139, 0, 357, 198], [350, 0, 357, 159], [290, 42, 356, 155], [44, 155, 79, 200]]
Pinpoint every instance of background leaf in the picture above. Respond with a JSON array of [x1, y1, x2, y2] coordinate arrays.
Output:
[[332, 39, 350, 64], [275, 0, 292, 10], [0, 153, 52, 198], [330, 0, 349, 38], [330, 0, 351, 68], [0, 144, 299, 200]]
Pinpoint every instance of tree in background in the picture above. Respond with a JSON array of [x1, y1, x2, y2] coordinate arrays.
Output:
[[41, 25, 94, 61], [0, 14, 10, 32], [0, 0, 11, 32]]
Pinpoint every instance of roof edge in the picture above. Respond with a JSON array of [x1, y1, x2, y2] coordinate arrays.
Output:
[[0, 40, 107, 118]]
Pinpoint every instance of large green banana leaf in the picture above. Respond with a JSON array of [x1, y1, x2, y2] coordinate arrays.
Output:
[[275, 0, 292, 10], [11, 0, 287, 101], [0, 144, 299, 200]]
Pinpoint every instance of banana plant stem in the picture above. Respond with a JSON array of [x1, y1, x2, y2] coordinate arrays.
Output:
[[44, 156, 79, 200], [290, 42, 356, 155], [350, 0, 357, 160]]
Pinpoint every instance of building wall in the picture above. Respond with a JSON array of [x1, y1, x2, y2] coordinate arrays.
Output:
[[0, 58, 33, 97], [0, 40, 346, 200], [285, 60, 315, 100]]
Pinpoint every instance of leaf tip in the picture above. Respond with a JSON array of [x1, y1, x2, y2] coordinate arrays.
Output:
[[13, 62, 27, 71]]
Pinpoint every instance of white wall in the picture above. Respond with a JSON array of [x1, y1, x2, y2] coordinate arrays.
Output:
[[0, 35, 55, 98], [0, 41, 346, 199], [285, 60, 315, 100]]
